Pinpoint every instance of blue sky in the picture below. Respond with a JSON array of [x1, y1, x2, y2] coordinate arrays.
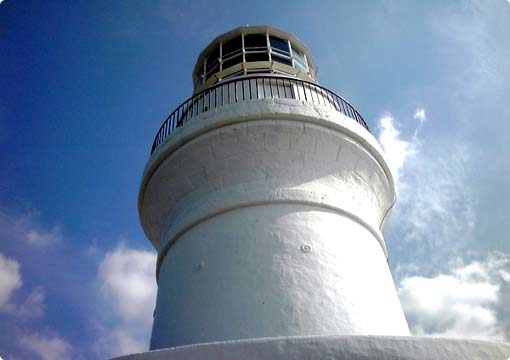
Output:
[[1, 1, 509, 359]]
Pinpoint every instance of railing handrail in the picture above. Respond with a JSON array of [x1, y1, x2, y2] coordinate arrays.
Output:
[[150, 75, 368, 154]]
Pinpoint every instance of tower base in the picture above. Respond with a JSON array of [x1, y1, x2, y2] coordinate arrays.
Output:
[[112, 335, 510, 360]]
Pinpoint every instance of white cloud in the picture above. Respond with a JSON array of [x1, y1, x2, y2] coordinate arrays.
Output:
[[378, 109, 475, 265], [0, 210, 62, 247], [19, 333, 74, 360], [377, 107, 427, 190], [95, 245, 157, 358], [93, 328, 147, 357], [398, 252, 510, 340], [26, 225, 62, 246], [397, 141, 474, 247], [500, 270, 510, 282], [413, 108, 426, 123], [8, 287, 46, 319], [99, 246, 157, 324], [0, 253, 46, 319], [109, 329, 146, 354], [377, 114, 417, 189], [0, 253, 22, 309]]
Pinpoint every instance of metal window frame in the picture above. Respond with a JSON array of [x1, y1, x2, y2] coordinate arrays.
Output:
[[203, 31, 315, 85]]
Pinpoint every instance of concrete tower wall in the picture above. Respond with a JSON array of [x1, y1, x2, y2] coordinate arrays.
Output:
[[153, 205, 407, 348], [139, 99, 410, 349]]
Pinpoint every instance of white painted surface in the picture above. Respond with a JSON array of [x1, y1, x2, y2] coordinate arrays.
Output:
[[112, 335, 510, 360], [139, 97, 409, 349], [152, 205, 409, 349], [140, 99, 394, 251]]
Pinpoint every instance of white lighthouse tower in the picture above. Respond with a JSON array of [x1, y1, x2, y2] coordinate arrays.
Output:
[[116, 26, 510, 360]]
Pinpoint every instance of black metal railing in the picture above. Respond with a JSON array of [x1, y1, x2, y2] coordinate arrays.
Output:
[[151, 75, 368, 154]]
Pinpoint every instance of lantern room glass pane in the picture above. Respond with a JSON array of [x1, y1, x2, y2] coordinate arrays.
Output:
[[294, 50, 308, 71], [222, 36, 242, 58], [272, 53, 292, 66], [206, 62, 219, 77], [295, 62, 307, 72], [269, 36, 290, 54], [245, 52, 269, 62], [222, 54, 242, 69], [244, 34, 267, 49], [206, 46, 220, 78], [208, 45, 220, 63]]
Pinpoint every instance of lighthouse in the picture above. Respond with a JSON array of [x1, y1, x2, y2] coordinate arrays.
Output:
[[116, 26, 510, 360]]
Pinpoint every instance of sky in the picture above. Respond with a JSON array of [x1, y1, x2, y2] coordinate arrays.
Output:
[[0, 0, 509, 359]]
